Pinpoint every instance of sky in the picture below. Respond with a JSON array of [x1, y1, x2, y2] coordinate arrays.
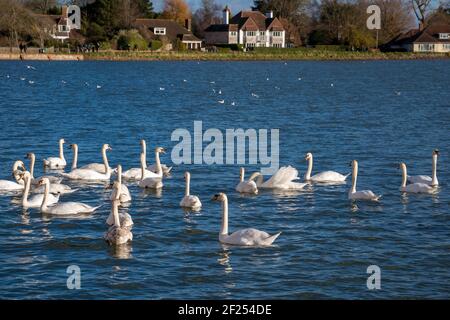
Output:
[[153, 0, 254, 13]]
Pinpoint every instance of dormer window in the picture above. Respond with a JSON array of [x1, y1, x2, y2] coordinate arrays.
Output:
[[154, 27, 166, 35], [58, 24, 68, 32], [439, 33, 449, 39]]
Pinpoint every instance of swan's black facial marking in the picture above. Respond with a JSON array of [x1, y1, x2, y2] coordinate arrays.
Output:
[[434, 149, 440, 155]]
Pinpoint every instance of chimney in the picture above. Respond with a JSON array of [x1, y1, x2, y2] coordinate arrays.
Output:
[[61, 5, 68, 18], [223, 6, 230, 25], [185, 18, 191, 31], [266, 11, 273, 19]]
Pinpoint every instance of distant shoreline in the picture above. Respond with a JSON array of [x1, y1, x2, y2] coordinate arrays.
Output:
[[1, 51, 449, 62]]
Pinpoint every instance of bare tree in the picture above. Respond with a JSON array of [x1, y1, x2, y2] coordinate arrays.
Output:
[[0, 0, 36, 51], [412, 0, 432, 27]]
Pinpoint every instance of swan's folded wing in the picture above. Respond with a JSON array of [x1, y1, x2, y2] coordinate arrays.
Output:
[[263, 166, 299, 188]]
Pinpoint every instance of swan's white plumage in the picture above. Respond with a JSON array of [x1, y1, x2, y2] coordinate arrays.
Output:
[[43, 139, 66, 169], [304, 153, 349, 183], [348, 160, 381, 201], [400, 162, 436, 194], [213, 193, 281, 246], [252, 166, 306, 190], [180, 172, 202, 209], [235, 168, 258, 194]]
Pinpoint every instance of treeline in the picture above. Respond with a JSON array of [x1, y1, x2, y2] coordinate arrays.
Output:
[[0, 0, 449, 50]]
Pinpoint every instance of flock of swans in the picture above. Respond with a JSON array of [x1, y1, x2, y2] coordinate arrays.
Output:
[[0, 138, 441, 247]]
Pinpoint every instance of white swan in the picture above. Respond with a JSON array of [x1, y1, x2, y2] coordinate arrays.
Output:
[[110, 165, 131, 204], [43, 138, 67, 169], [399, 162, 436, 194], [60, 148, 112, 182], [122, 140, 171, 179], [12, 160, 26, 185], [80, 144, 113, 173], [39, 178, 100, 215], [180, 171, 202, 209], [408, 149, 439, 186], [104, 200, 133, 245], [348, 160, 381, 201], [235, 167, 258, 194], [304, 152, 349, 183], [69, 143, 78, 170], [212, 193, 281, 246], [249, 166, 307, 190], [17, 171, 59, 208], [138, 147, 165, 189], [106, 181, 133, 228], [26, 153, 63, 185], [0, 161, 26, 192]]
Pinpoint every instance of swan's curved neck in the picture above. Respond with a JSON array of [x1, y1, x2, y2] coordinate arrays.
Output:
[[240, 169, 244, 182], [12, 162, 23, 184], [305, 156, 313, 180], [141, 141, 147, 169], [155, 151, 162, 175], [117, 167, 122, 185], [185, 174, 190, 196], [220, 196, 229, 236], [22, 175, 31, 207], [249, 172, 263, 186], [59, 140, 65, 160], [72, 146, 78, 170], [350, 163, 358, 193], [112, 200, 121, 227], [140, 154, 146, 181], [102, 147, 110, 173], [29, 155, 35, 179], [41, 181, 50, 211], [431, 155, 438, 185], [401, 165, 407, 188]]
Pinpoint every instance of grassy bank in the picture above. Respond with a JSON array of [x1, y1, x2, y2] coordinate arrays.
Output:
[[84, 49, 450, 61]]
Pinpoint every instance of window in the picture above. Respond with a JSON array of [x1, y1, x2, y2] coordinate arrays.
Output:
[[439, 33, 449, 39], [273, 43, 282, 48], [154, 27, 166, 35], [230, 31, 237, 36], [246, 43, 255, 48], [418, 43, 434, 52], [272, 31, 282, 37], [443, 44, 450, 50], [260, 31, 265, 36], [58, 24, 68, 32], [246, 31, 256, 37]]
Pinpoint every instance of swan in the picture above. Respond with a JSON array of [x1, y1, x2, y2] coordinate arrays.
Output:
[[17, 171, 59, 208], [348, 160, 381, 201], [304, 152, 349, 183], [0, 161, 26, 192], [80, 144, 113, 173], [25, 153, 62, 185], [235, 167, 258, 194], [104, 194, 133, 245], [180, 172, 202, 210], [38, 178, 100, 215], [138, 147, 165, 189], [106, 181, 133, 228], [122, 140, 171, 179], [68, 143, 78, 170], [407, 149, 439, 186], [60, 148, 112, 182], [109, 165, 131, 204], [212, 193, 281, 246], [43, 138, 67, 169], [12, 160, 27, 185], [399, 162, 436, 194], [249, 166, 307, 190]]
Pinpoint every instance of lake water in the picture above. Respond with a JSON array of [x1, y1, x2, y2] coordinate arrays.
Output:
[[0, 60, 449, 299]]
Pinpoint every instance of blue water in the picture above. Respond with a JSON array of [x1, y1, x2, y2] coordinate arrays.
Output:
[[0, 60, 449, 299]]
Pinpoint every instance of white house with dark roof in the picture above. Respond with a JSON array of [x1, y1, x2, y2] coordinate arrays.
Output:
[[204, 6, 286, 48], [385, 23, 450, 52]]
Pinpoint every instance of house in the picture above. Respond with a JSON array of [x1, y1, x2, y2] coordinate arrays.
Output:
[[37, 5, 80, 42], [204, 6, 286, 48], [384, 23, 450, 53], [133, 19, 202, 50]]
